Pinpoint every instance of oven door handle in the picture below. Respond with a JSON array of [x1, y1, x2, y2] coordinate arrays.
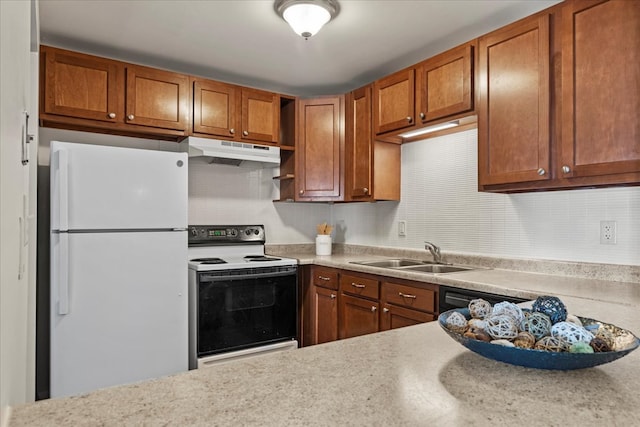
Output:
[[200, 269, 296, 282]]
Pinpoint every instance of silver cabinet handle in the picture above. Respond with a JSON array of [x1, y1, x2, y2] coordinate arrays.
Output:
[[318, 275, 330, 281], [330, 293, 336, 299], [419, 112, 425, 120], [383, 307, 390, 313], [351, 283, 366, 288], [371, 306, 377, 312], [230, 128, 235, 134], [406, 116, 412, 122], [243, 130, 249, 136], [562, 165, 571, 174], [127, 114, 135, 120], [108, 113, 116, 119], [537, 168, 546, 176], [399, 292, 417, 299]]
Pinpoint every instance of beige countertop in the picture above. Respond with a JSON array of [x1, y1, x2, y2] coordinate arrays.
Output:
[[11, 249, 640, 426]]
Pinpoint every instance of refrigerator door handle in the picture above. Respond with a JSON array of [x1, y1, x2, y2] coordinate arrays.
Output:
[[58, 149, 69, 231], [58, 233, 70, 315]]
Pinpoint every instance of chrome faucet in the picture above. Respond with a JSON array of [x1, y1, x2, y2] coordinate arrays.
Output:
[[424, 241, 442, 264]]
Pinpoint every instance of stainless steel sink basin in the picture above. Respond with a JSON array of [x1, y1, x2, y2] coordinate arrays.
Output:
[[400, 264, 473, 274], [350, 259, 427, 268]]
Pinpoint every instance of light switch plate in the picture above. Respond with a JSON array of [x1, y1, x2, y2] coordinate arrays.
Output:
[[398, 220, 407, 236]]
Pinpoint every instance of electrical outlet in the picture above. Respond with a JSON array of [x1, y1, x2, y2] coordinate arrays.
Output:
[[600, 220, 617, 244], [398, 220, 407, 236]]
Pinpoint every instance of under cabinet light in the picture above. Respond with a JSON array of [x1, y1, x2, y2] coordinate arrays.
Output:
[[399, 120, 460, 139]]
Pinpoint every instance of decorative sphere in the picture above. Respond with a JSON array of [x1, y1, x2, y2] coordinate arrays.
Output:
[[468, 299, 492, 319], [513, 331, 536, 349], [492, 301, 524, 323], [569, 342, 595, 353], [551, 321, 594, 345], [532, 296, 568, 324], [485, 314, 518, 340], [590, 336, 612, 352], [445, 311, 468, 334], [534, 336, 568, 352], [519, 312, 552, 340]]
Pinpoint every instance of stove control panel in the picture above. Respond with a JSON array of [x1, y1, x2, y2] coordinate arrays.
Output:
[[188, 225, 265, 245]]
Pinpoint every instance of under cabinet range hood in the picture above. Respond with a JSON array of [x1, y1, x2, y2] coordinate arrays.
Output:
[[185, 137, 280, 167]]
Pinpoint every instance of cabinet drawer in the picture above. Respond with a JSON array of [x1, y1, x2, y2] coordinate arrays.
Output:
[[340, 274, 379, 300], [311, 267, 339, 290], [382, 282, 435, 313]]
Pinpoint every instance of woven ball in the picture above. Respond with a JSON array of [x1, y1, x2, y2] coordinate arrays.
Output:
[[565, 314, 583, 327], [569, 342, 595, 354], [513, 331, 536, 349], [485, 314, 518, 340], [590, 336, 611, 352], [519, 312, 552, 340], [445, 311, 469, 334], [468, 299, 492, 319], [491, 339, 515, 347], [492, 301, 524, 324], [534, 336, 568, 352], [467, 318, 487, 330], [551, 321, 594, 345], [593, 327, 616, 350], [532, 296, 567, 324]]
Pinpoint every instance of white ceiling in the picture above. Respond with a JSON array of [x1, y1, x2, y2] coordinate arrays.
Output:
[[38, 0, 560, 97]]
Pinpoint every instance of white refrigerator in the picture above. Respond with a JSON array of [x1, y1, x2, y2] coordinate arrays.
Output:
[[49, 141, 188, 398]]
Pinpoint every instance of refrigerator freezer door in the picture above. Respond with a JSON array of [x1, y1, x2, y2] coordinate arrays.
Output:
[[50, 141, 187, 231], [50, 231, 188, 398]]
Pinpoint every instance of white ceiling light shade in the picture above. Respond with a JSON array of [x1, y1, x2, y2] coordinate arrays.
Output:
[[275, 0, 339, 39]]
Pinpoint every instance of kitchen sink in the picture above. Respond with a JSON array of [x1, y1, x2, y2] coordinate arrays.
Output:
[[400, 264, 473, 274], [350, 258, 477, 274], [350, 259, 428, 268]]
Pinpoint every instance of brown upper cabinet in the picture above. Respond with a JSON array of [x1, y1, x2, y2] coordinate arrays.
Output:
[[415, 42, 474, 124], [559, 0, 640, 182], [373, 68, 415, 135], [192, 79, 279, 144], [478, 0, 640, 191], [40, 45, 190, 138], [296, 96, 344, 201], [345, 85, 401, 201], [477, 13, 551, 187]]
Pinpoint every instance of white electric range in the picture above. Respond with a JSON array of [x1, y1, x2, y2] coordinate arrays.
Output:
[[187, 225, 298, 369]]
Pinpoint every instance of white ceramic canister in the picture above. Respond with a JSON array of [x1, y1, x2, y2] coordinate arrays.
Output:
[[315, 234, 332, 255]]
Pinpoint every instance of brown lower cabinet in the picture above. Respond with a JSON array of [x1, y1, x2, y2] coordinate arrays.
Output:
[[305, 266, 438, 346]]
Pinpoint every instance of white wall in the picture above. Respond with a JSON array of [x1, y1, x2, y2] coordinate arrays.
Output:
[[335, 129, 640, 266], [1, 0, 38, 420]]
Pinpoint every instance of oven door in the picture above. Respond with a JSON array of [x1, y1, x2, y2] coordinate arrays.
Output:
[[195, 266, 297, 362]]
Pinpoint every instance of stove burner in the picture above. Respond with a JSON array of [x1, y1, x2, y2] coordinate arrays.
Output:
[[191, 257, 227, 265], [244, 255, 281, 262]]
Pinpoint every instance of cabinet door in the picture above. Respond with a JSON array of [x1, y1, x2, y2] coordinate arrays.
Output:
[[346, 85, 373, 200], [296, 96, 344, 200], [241, 88, 279, 143], [560, 0, 640, 178], [380, 304, 435, 331], [478, 14, 551, 186], [193, 79, 238, 138], [416, 43, 474, 123], [310, 285, 339, 345], [339, 294, 379, 340], [42, 46, 122, 123], [125, 65, 189, 131], [373, 68, 415, 134]]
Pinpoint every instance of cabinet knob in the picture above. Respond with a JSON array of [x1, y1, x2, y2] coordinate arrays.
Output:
[[562, 165, 571, 174], [242, 130, 249, 136], [406, 116, 413, 123], [363, 187, 369, 194], [371, 306, 377, 312], [127, 114, 135, 121], [537, 168, 546, 176], [383, 307, 390, 313], [299, 190, 304, 195], [230, 128, 235, 135], [330, 293, 336, 299], [108, 113, 116, 119], [419, 112, 425, 120]]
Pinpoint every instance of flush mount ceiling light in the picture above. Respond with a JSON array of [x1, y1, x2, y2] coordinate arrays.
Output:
[[274, 0, 339, 39]]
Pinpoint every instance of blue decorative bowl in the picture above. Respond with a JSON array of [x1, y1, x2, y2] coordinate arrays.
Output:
[[438, 308, 639, 370]]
